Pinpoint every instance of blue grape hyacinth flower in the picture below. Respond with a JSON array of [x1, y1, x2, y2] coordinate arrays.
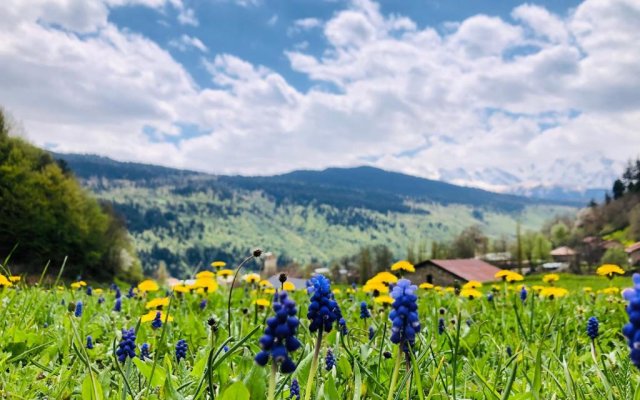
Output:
[[86, 336, 94, 349], [116, 328, 136, 362], [255, 291, 301, 373], [623, 274, 640, 368], [369, 326, 375, 340], [325, 348, 335, 371], [587, 316, 599, 340], [140, 343, 150, 360], [307, 275, 342, 333], [74, 301, 83, 317], [290, 378, 300, 400], [389, 279, 420, 352], [360, 301, 371, 319], [151, 311, 162, 330], [520, 286, 527, 302], [176, 339, 188, 363], [86, 286, 92, 296], [114, 298, 121, 312]]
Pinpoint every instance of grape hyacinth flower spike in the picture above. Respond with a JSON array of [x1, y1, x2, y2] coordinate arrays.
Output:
[[587, 316, 599, 340], [255, 291, 301, 400], [140, 343, 150, 360], [116, 328, 136, 362], [176, 339, 187, 363], [152, 311, 162, 330], [387, 278, 421, 400], [86, 336, 94, 349], [623, 273, 640, 369], [74, 301, 83, 318], [303, 275, 343, 400]]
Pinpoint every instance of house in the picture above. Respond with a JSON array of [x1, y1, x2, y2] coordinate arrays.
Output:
[[626, 242, 640, 266], [550, 246, 576, 262], [407, 259, 502, 286]]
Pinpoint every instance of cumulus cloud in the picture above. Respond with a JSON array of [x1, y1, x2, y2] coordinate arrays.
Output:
[[169, 34, 208, 52], [0, 0, 639, 191]]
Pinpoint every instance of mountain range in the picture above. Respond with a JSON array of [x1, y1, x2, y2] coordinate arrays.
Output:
[[54, 152, 580, 277]]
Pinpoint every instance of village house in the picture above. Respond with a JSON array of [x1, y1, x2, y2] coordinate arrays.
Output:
[[626, 242, 640, 266], [406, 258, 502, 286]]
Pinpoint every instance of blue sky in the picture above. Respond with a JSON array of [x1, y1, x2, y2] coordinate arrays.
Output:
[[0, 0, 638, 192]]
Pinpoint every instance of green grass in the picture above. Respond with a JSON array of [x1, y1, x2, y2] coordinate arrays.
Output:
[[0, 269, 638, 399]]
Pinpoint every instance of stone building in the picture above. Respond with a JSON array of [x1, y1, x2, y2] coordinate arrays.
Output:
[[406, 259, 502, 286]]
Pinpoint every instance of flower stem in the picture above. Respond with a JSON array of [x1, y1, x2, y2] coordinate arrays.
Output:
[[387, 345, 403, 400], [304, 329, 323, 400], [268, 361, 277, 400]]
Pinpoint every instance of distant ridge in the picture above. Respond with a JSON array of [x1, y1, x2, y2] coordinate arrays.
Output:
[[53, 152, 579, 214]]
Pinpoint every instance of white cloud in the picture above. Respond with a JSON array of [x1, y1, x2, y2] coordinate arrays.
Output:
[[169, 34, 208, 52], [177, 7, 198, 26], [0, 0, 639, 191]]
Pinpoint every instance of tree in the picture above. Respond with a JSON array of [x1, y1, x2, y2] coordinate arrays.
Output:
[[358, 247, 372, 284], [0, 108, 141, 281], [613, 179, 626, 200], [600, 247, 628, 267], [451, 226, 487, 258], [550, 222, 570, 247]]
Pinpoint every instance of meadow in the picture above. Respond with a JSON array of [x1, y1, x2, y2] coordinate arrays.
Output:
[[0, 261, 639, 399]]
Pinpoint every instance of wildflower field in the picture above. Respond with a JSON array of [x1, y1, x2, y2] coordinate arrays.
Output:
[[1, 259, 639, 399]]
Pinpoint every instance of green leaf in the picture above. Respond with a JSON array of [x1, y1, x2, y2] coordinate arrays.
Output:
[[163, 357, 184, 400], [133, 358, 166, 388], [353, 362, 362, 400], [220, 381, 250, 400], [81, 374, 104, 400], [243, 365, 267, 399], [324, 374, 339, 399]]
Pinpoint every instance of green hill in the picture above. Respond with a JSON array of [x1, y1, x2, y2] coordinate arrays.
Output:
[[54, 153, 577, 278], [0, 113, 141, 281]]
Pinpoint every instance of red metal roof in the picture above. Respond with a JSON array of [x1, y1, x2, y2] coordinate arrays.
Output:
[[419, 259, 502, 282], [626, 242, 640, 254]]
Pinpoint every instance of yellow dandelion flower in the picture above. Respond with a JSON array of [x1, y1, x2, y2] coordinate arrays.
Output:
[[419, 282, 434, 290], [195, 271, 215, 280], [138, 280, 159, 292], [539, 287, 569, 299], [70, 281, 87, 289], [599, 287, 620, 295], [243, 273, 261, 284], [460, 288, 482, 300], [254, 299, 270, 307], [194, 278, 218, 292], [0, 275, 12, 287], [259, 280, 273, 288], [532, 285, 545, 293], [283, 281, 296, 291], [507, 272, 524, 282], [9, 276, 21, 282], [542, 274, 560, 283], [495, 270, 512, 279], [596, 264, 625, 278], [346, 287, 356, 294], [332, 289, 341, 295], [145, 297, 170, 309], [583, 287, 593, 292], [264, 288, 276, 295], [217, 269, 234, 278], [141, 310, 174, 323], [211, 261, 226, 269], [463, 281, 482, 290], [374, 295, 393, 305], [362, 282, 389, 294], [94, 288, 103, 295], [390, 260, 415, 273], [369, 272, 398, 285], [173, 283, 191, 293], [445, 287, 455, 293]]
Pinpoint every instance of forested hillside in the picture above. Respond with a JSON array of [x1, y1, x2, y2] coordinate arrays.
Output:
[[0, 111, 141, 281], [55, 153, 576, 278]]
